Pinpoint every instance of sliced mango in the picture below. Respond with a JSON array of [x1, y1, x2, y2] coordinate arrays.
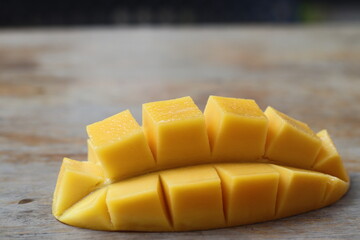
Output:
[[59, 188, 113, 231], [142, 96, 211, 168], [53, 96, 350, 232], [313, 129, 349, 182], [160, 165, 225, 231], [215, 163, 279, 225], [271, 165, 328, 218], [106, 174, 172, 231], [264, 106, 322, 168], [52, 158, 104, 217], [322, 176, 349, 207], [204, 96, 268, 161], [87, 139, 99, 164], [87, 110, 155, 181], [54, 163, 348, 231]]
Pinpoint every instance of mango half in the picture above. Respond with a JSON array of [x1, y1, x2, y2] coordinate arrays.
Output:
[[53, 96, 350, 232]]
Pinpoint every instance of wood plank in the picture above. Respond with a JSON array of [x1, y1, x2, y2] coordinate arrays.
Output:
[[0, 25, 359, 239]]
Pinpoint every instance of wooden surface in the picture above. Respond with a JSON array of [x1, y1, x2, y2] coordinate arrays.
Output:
[[0, 25, 360, 239]]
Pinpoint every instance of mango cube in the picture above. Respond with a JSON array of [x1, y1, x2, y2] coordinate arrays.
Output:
[[59, 188, 113, 231], [160, 165, 225, 231], [272, 165, 328, 218], [87, 110, 155, 180], [264, 107, 322, 168], [106, 174, 172, 231], [142, 96, 211, 168], [87, 139, 99, 164], [312, 130, 349, 182], [215, 163, 279, 225], [52, 158, 104, 217], [322, 176, 349, 206], [204, 96, 268, 161]]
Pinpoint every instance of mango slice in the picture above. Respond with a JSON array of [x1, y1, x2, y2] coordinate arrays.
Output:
[[87, 139, 99, 164], [86, 110, 155, 181], [204, 96, 268, 161], [322, 176, 349, 206], [106, 174, 172, 231], [264, 106, 322, 168], [54, 163, 349, 231], [59, 188, 113, 231], [215, 163, 279, 225], [312, 129, 349, 182], [53, 96, 350, 232], [142, 96, 211, 168], [52, 158, 104, 217], [160, 165, 225, 231], [271, 165, 328, 218]]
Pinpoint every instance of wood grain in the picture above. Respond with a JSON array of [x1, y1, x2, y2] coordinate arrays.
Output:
[[0, 25, 359, 239]]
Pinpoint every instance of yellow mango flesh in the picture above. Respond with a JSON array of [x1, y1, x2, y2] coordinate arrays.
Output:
[[86, 110, 155, 181], [312, 129, 349, 182], [272, 165, 329, 218], [204, 96, 268, 161], [142, 96, 211, 168], [53, 96, 350, 232], [322, 176, 349, 206], [54, 163, 349, 231], [106, 174, 171, 231], [160, 165, 225, 231], [215, 163, 279, 225], [52, 158, 104, 217], [264, 106, 322, 169], [59, 187, 113, 231], [87, 139, 99, 164]]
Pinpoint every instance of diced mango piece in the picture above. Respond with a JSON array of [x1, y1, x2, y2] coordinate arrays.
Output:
[[322, 176, 349, 207], [87, 110, 155, 180], [264, 107, 322, 168], [142, 96, 211, 168], [204, 96, 268, 161], [106, 174, 172, 231], [59, 188, 113, 231], [272, 165, 328, 218], [160, 165, 225, 231], [215, 163, 279, 225], [312, 130, 349, 182], [52, 158, 104, 217], [87, 139, 99, 164]]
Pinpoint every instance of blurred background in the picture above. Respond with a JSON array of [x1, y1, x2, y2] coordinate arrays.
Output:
[[0, 0, 360, 27], [0, 1, 360, 238]]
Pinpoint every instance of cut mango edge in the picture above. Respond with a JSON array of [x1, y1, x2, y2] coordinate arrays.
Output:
[[53, 96, 350, 231], [54, 161, 350, 232]]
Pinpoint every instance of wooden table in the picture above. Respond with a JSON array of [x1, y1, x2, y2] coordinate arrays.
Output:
[[1, 25, 359, 239]]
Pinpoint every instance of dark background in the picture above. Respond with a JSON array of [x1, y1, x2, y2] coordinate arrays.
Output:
[[0, 0, 359, 27]]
